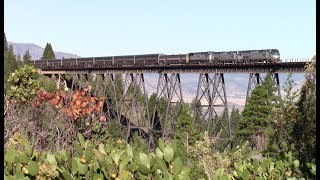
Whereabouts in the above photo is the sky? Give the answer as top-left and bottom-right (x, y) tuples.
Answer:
(4, 0), (316, 60)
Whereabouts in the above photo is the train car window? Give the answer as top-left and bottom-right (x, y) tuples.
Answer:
(102, 56), (113, 60)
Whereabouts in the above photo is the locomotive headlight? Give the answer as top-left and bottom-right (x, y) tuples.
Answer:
(273, 55), (279, 59)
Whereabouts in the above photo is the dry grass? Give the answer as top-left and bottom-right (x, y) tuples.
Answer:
(4, 99), (78, 152)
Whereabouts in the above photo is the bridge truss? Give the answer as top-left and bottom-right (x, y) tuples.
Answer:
(39, 61), (311, 149)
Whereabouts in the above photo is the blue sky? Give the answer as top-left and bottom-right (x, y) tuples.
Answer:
(5, 0), (315, 59)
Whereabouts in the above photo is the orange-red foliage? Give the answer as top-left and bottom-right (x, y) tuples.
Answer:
(31, 88), (106, 121)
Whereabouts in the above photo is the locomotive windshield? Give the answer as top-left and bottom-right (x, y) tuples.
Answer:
(271, 49), (280, 55)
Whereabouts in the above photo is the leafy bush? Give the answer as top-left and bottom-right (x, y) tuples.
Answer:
(230, 151), (315, 179)
(38, 75), (57, 93)
(6, 65), (40, 102)
(106, 120), (126, 140)
(5, 85), (115, 153)
(129, 132), (150, 153)
(4, 131), (316, 180)
(4, 133), (191, 179)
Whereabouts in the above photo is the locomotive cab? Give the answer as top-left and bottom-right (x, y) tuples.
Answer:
(270, 49), (280, 62)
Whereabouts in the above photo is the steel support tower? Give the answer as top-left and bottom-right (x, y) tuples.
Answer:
(119, 73), (151, 142)
(194, 73), (231, 145)
(149, 73), (183, 147)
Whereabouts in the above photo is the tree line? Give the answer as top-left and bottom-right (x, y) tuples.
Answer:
(229, 63), (316, 165)
(4, 33), (56, 81)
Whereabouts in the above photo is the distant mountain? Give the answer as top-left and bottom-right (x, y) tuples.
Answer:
(8, 41), (81, 60)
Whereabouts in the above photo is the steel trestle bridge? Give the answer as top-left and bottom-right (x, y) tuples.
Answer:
(36, 57), (312, 149)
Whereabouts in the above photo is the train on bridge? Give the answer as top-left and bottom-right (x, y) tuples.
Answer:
(33, 49), (280, 69)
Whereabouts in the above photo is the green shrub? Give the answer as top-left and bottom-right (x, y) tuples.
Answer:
(4, 131), (315, 179)
(38, 75), (57, 93)
(4, 133), (191, 179)
(6, 65), (40, 102)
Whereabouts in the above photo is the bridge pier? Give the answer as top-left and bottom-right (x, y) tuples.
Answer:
(246, 73), (281, 105)
(149, 73), (183, 147)
(52, 74), (68, 91)
(93, 74), (103, 97)
(246, 73), (262, 105)
(92, 73), (119, 119)
(70, 74), (81, 90)
(70, 73), (93, 91)
(119, 73), (151, 142)
(194, 73), (231, 144)
(272, 73), (281, 100)
(194, 73), (214, 131)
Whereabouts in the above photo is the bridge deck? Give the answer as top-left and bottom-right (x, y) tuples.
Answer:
(38, 62), (309, 74)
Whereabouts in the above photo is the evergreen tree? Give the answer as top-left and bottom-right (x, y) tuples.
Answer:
(191, 97), (208, 130)
(103, 74), (124, 116)
(174, 103), (201, 162)
(212, 110), (232, 151)
(126, 83), (145, 104)
(16, 54), (21, 61)
(229, 106), (241, 148)
(173, 103), (204, 179)
(148, 93), (157, 119)
(175, 103), (201, 145)
(114, 74), (124, 97)
(4, 54), (9, 83)
(236, 73), (277, 151)
(4, 33), (8, 52)
(16, 54), (23, 67)
(23, 50), (32, 64)
(267, 73), (299, 156)
(41, 43), (56, 59)
(291, 60), (316, 164)
(147, 93), (167, 132)
(4, 45), (18, 81)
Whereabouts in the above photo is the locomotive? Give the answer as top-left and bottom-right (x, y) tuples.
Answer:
(187, 49), (280, 64)
(32, 49), (280, 69)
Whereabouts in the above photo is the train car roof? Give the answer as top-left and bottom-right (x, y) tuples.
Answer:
(239, 49), (279, 52)
(211, 51), (238, 54)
